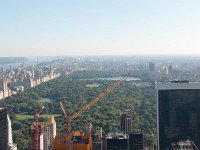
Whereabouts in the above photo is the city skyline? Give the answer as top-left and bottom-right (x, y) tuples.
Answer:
(0, 0), (200, 56)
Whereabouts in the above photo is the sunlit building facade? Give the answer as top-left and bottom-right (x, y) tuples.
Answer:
(44, 116), (56, 150)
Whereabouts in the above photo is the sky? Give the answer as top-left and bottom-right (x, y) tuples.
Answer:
(0, 0), (200, 56)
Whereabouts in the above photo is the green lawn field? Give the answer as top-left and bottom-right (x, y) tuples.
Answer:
(16, 114), (61, 120)
(86, 83), (99, 88)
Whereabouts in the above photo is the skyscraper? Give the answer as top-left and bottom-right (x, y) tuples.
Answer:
(120, 110), (132, 133)
(44, 116), (56, 150)
(156, 81), (200, 150)
(0, 107), (17, 150)
(0, 107), (8, 150)
(92, 126), (102, 150)
(149, 62), (155, 72)
(7, 115), (17, 150)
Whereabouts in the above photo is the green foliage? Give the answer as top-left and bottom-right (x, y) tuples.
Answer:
(0, 70), (156, 148)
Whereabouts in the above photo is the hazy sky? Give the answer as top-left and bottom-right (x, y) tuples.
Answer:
(0, 0), (200, 56)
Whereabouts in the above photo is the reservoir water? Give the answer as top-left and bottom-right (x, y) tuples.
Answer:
(79, 77), (140, 81)
(99, 77), (140, 81)
(40, 98), (55, 103)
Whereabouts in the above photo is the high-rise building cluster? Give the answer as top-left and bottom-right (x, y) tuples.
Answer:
(28, 107), (144, 150)
(31, 104), (143, 150)
(101, 110), (143, 150)
(0, 63), (61, 100)
(30, 116), (56, 150)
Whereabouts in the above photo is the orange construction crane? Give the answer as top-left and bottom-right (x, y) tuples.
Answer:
(30, 106), (45, 150)
(58, 76), (128, 150)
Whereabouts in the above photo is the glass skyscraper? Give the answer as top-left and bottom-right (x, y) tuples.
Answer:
(156, 81), (200, 150)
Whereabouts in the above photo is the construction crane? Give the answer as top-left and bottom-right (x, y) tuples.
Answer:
(34, 106), (45, 122)
(30, 106), (45, 150)
(59, 76), (128, 150)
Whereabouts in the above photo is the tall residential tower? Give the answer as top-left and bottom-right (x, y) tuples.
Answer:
(44, 116), (56, 150)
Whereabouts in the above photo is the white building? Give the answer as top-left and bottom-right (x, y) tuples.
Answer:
(7, 115), (17, 150)
(43, 116), (56, 150)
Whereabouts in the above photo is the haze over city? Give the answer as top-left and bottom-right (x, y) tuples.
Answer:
(1, 0), (200, 56)
(1, 1), (200, 150)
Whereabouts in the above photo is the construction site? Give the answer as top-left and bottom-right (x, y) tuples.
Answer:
(29, 76), (131, 150)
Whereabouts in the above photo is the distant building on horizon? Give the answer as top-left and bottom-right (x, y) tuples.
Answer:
(149, 62), (155, 72)
(156, 81), (200, 150)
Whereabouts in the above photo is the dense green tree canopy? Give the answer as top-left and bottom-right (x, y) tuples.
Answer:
(0, 70), (156, 149)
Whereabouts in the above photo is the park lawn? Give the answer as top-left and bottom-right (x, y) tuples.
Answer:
(16, 114), (61, 120)
(86, 83), (99, 88)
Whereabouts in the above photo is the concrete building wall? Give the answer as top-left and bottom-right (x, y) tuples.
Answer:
(40, 134), (44, 150)
(44, 116), (56, 150)
(0, 91), (3, 100)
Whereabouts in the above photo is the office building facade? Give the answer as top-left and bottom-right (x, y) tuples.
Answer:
(120, 110), (132, 133)
(104, 132), (144, 150)
(129, 133), (144, 150)
(44, 116), (56, 150)
(156, 81), (200, 150)
(0, 107), (8, 150)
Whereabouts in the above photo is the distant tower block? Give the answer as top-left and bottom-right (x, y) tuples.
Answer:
(149, 62), (155, 72)
(85, 122), (92, 137)
(120, 110), (132, 133)
(0, 78), (8, 91)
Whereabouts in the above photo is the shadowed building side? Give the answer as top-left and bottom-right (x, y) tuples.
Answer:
(156, 81), (200, 150)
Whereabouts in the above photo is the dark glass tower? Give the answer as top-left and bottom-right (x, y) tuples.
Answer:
(0, 107), (8, 150)
(156, 81), (200, 150)
(120, 110), (132, 133)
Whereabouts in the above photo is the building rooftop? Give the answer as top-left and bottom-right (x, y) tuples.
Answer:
(120, 109), (131, 116)
(46, 116), (56, 124)
(157, 80), (200, 83)
(171, 140), (199, 150)
(0, 106), (7, 111)
(106, 132), (128, 139)
(156, 81), (200, 90)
